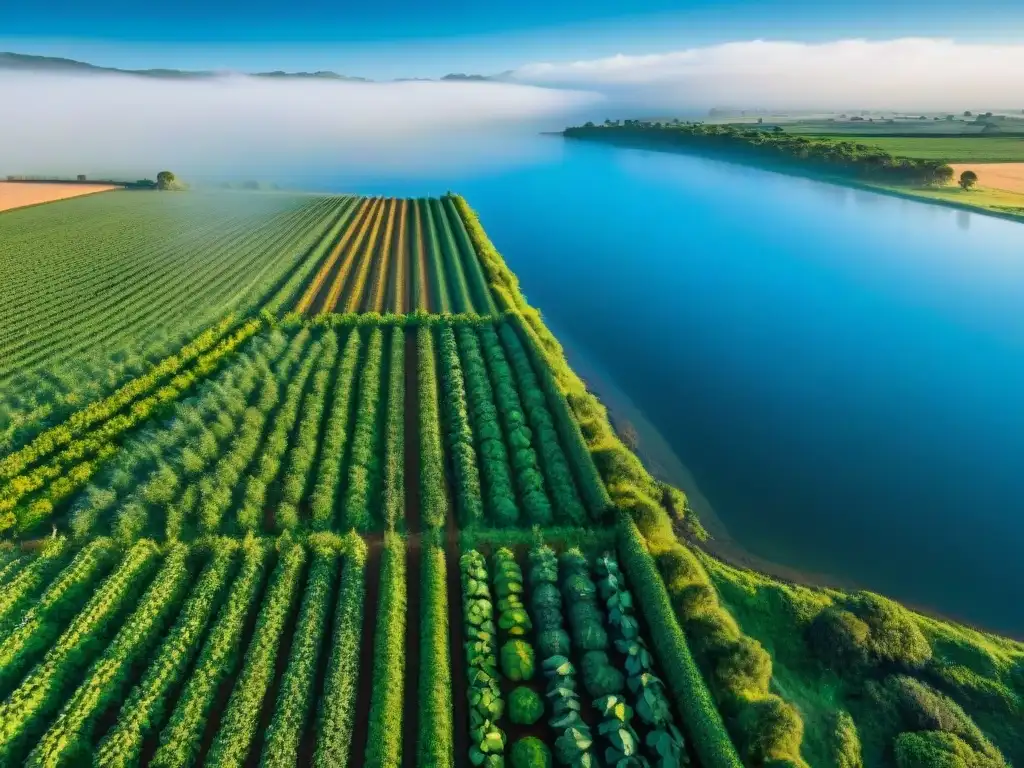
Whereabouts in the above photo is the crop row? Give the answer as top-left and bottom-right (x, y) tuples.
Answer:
(295, 197), (499, 316)
(0, 193), (348, 382)
(457, 540), (716, 768)
(0, 534), (384, 767)
(0, 315), (609, 540)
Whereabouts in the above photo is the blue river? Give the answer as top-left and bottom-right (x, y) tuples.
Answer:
(302, 135), (1024, 635)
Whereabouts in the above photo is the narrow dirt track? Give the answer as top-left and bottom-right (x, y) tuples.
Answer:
(401, 330), (423, 767)
(348, 535), (383, 765)
(415, 201), (432, 313)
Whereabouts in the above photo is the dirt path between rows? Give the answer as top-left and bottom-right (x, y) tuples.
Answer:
(348, 534), (383, 765)
(415, 201), (432, 313)
(402, 330), (424, 767)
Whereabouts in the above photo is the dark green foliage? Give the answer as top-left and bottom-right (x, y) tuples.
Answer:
(477, 326), (552, 525)
(500, 318), (610, 522)
(734, 696), (805, 766)
(508, 686), (544, 725)
(496, 322), (586, 524)
(456, 327), (519, 527)
(510, 737), (552, 768)
(581, 650), (625, 696)
(830, 711), (863, 768)
(564, 123), (955, 186)
(877, 675), (1006, 764)
(616, 519), (742, 768)
(501, 639), (536, 682)
(461, 549), (506, 765)
(438, 326), (484, 527)
(809, 593), (931, 672)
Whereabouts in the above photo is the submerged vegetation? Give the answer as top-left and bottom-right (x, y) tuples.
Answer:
(0, 189), (1021, 766)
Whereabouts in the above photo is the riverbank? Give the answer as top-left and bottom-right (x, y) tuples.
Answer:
(561, 130), (1024, 225)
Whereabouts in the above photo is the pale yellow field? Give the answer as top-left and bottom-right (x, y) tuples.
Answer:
(950, 163), (1024, 194)
(0, 182), (119, 212)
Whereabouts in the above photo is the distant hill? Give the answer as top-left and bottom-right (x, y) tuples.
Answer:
(0, 52), (364, 81)
(0, 52), (514, 83)
(251, 70), (370, 82)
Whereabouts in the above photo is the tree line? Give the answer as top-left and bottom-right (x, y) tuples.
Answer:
(565, 121), (955, 186)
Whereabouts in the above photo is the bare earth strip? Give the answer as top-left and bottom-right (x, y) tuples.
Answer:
(950, 163), (1024, 194)
(0, 182), (119, 212)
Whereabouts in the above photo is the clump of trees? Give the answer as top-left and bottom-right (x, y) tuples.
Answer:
(959, 170), (979, 190)
(156, 171), (186, 191)
(869, 675), (1008, 767)
(807, 592), (931, 673)
(564, 123), (955, 186)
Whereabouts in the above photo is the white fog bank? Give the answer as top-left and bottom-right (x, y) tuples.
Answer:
(513, 38), (1024, 111)
(0, 73), (600, 179)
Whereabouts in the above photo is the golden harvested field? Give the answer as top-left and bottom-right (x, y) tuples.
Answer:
(0, 182), (119, 212)
(950, 163), (1024, 194)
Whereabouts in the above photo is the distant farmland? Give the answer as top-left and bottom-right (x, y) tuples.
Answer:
(0, 181), (119, 212)
(805, 135), (1024, 163)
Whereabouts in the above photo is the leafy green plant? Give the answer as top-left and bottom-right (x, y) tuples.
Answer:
(509, 686), (545, 725)
(511, 736), (553, 768)
(502, 639), (536, 682)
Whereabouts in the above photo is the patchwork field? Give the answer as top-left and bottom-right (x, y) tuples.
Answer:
(0, 182), (119, 213)
(1, 191), (1022, 768)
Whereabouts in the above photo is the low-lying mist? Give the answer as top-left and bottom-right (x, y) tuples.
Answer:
(0, 72), (600, 181)
(512, 38), (1024, 112)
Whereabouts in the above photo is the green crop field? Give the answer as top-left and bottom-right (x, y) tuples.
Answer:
(803, 135), (1024, 163)
(0, 190), (1022, 768)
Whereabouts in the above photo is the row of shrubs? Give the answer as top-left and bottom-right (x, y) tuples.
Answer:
(461, 549), (507, 766)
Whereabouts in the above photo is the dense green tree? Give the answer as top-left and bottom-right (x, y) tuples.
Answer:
(959, 170), (979, 190)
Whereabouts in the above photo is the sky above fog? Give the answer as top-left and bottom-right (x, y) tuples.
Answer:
(3, 0), (1023, 178)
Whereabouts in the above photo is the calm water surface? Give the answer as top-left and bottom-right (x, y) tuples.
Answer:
(305, 136), (1024, 635)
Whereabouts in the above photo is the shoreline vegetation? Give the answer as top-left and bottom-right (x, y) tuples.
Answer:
(562, 122), (1024, 224)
